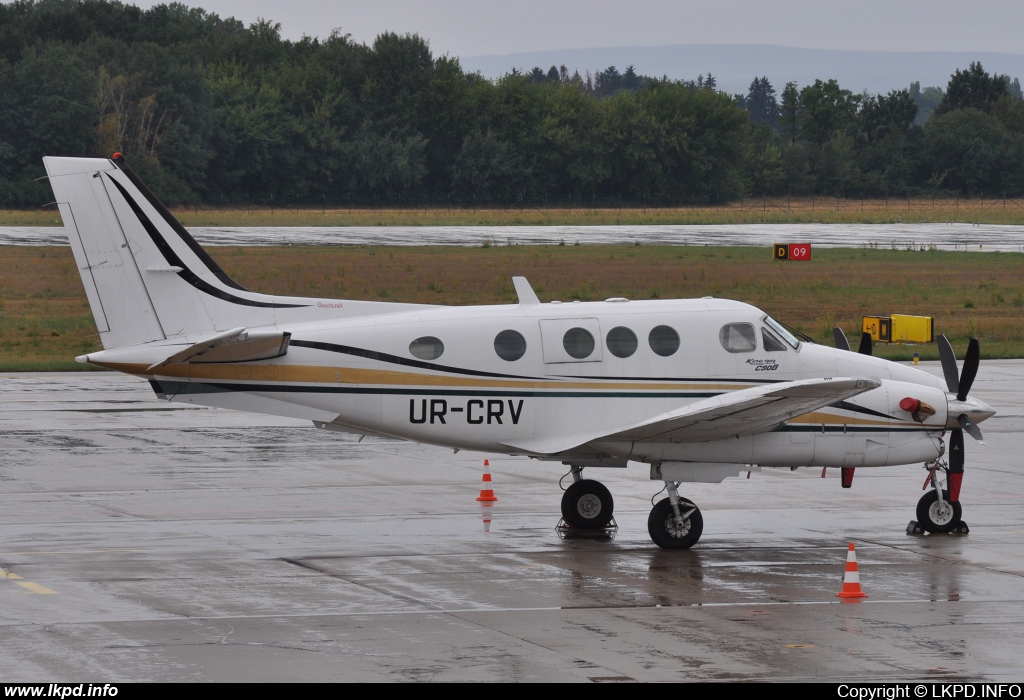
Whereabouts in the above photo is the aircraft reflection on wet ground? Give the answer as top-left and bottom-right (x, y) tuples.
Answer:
(0, 364), (1021, 681)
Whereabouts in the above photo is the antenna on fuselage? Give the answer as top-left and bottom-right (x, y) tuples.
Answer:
(513, 277), (540, 306)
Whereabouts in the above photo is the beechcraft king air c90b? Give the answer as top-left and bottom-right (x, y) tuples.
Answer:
(44, 155), (996, 548)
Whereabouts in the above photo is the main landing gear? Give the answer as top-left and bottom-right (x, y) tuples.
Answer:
(648, 481), (703, 549)
(559, 467), (616, 535)
(557, 467), (704, 549)
(908, 460), (969, 535)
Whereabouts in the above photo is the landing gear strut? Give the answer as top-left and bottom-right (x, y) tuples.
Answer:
(909, 460), (968, 535)
(648, 481), (703, 549)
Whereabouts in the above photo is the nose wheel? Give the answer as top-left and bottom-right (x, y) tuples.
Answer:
(909, 461), (967, 535)
(916, 489), (963, 533)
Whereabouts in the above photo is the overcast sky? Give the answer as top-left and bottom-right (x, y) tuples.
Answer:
(125, 0), (1024, 57)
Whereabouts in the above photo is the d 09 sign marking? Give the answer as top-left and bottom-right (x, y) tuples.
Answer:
(773, 243), (812, 261)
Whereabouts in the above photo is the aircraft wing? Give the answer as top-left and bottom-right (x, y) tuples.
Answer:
(501, 377), (881, 455)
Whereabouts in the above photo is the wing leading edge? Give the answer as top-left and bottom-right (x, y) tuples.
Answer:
(501, 377), (882, 455)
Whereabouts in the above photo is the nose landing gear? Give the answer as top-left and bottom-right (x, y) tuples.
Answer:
(908, 460), (969, 535)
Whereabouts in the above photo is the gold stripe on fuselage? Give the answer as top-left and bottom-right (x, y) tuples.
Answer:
(95, 361), (757, 392)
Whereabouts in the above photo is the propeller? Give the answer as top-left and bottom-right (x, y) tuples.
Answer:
(857, 332), (872, 356)
(832, 327), (873, 356)
(832, 327), (850, 352)
(936, 334), (985, 502)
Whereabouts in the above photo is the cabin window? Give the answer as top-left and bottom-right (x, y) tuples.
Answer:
(409, 336), (444, 360)
(494, 329), (527, 361)
(606, 326), (638, 358)
(563, 327), (595, 359)
(719, 323), (756, 352)
(762, 328), (788, 352)
(648, 325), (680, 357)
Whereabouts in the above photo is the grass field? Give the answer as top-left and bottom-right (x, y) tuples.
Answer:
(1, 244), (1022, 371)
(5, 196), (1024, 227)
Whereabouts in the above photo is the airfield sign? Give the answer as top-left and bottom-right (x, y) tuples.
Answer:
(773, 243), (812, 260)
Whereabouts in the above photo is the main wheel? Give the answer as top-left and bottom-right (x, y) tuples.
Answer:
(561, 479), (614, 529)
(648, 497), (703, 549)
(916, 489), (963, 534)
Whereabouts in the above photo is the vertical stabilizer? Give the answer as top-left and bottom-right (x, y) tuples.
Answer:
(44, 157), (166, 349)
(44, 156), (301, 349)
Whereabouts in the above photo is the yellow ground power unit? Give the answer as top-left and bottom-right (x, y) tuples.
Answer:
(861, 315), (934, 344)
(890, 314), (934, 343)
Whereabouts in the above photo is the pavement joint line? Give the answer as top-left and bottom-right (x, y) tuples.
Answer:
(281, 557), (448, 612)
(865, 539), (1024, 578)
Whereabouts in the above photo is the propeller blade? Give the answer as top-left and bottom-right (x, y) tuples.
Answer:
(949, 427), (965, 472)
(833, 327), (851, 351)
(857, 332), (873, 356)
(957, 413), (985, 444)
(957, 338), (980, 402)
(937, 334), (960, 394)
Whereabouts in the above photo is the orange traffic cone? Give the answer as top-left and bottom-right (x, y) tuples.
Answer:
(836, 542), (868, 599)
(476, 461), (498, 502)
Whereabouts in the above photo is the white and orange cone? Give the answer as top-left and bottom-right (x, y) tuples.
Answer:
(836, 542), (868, 599)
(482, 512), (492, 533)
(476, 461), (498, 502)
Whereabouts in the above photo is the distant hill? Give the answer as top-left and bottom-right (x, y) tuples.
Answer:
(460, 44), (1024, 94)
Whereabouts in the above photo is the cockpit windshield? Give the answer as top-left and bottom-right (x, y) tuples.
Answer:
(763, 315), (801, 349)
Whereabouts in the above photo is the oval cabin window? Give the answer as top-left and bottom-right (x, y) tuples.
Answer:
(409, 336), (444, 360)
(648, 325), (680, 357)
(606, 326), (638, 358)
(563, 327), (595, 359)
(494, 329), (527, 361)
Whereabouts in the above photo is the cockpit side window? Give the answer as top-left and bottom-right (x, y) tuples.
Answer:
(761, 328), (788, 352)
(719, 323), (756, 353)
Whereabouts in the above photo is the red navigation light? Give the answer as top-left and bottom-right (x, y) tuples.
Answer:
(112, 152), (123, 161)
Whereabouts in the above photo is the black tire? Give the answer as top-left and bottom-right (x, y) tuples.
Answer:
(916, 489), (963, 534)
(561, 479), (614, 529)
(647, 497), (703, 549)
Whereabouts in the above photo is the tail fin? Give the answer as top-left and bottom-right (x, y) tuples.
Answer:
(44, 156), (309, 349)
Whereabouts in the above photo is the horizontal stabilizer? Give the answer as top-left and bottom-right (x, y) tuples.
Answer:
(147, 327), (291, 370)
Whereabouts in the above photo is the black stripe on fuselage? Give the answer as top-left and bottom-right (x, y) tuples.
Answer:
(290, 339), (544, 379)
(155, 379), (719, 399)
(153, 380), (929, 432)
(105, 175), (308, 309)
(290, 339), (784, 385)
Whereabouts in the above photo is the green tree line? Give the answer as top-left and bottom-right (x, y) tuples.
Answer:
(2, 0), (1023, 208)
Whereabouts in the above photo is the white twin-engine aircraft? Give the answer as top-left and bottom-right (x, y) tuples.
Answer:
(44, 155), (996, 548)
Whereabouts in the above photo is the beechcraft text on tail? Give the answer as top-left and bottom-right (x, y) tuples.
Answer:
(42, 154), (995, 548)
